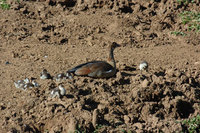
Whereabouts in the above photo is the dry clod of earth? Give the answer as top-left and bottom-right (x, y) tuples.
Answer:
(141, 79), (150, 88)
(0, 0), (200, 132)
(67, 117), (77, 133)
(92, 108), (99, 128)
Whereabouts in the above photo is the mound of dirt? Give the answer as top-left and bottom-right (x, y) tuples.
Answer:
(0, 0), (199, 132)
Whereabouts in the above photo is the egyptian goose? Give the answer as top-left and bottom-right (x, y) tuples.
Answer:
(67, 42), (120, 78)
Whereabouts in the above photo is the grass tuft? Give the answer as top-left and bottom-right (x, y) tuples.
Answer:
(171, 31), (187, 36)
(176, 0), (196, 5)
(181, 114), (200, 133)
(0, 0), (10, 10)
(179, 11), (200, 32)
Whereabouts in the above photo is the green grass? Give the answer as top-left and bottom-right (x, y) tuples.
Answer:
(179, 11), (200, 32)
(181, 114), (200, 133)
(171, 31), (187, 36)
(93, 124), (103, 133)
(0, 0), (10, 10)
(121, 129), (132, 133)
(176, 0), (196, 5)
(172, 1), (200, 34)
(74, 124), (85, 133)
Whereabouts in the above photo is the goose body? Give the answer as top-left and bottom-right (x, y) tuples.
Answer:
(67, 42), (120, 78)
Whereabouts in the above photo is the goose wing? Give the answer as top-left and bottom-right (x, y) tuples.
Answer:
(67, 61), (114, 76)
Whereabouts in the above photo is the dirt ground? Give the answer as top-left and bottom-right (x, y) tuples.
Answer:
(0, 0), (200, 132)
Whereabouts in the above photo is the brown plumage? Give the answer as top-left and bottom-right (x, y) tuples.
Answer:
(67, 42), (120, 78)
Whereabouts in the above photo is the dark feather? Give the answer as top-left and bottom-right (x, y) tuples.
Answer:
(67, 61), (113, 75)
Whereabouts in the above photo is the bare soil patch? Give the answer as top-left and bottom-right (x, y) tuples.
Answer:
(0, 0), (199, 132)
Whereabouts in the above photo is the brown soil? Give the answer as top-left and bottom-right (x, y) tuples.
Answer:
(0, 0), (200, 132)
